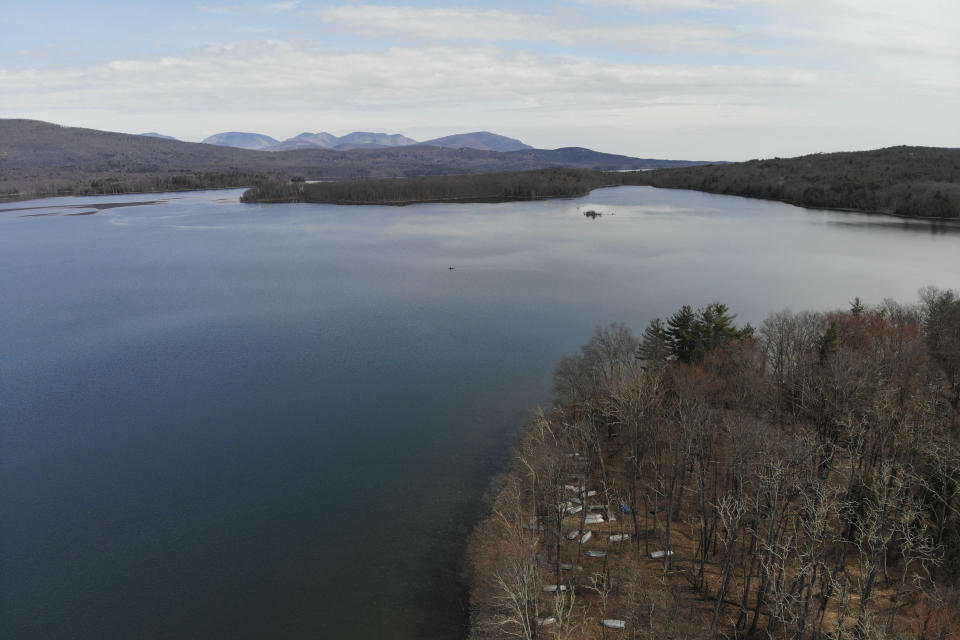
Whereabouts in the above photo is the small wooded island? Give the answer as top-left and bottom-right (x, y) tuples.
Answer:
(466, 290), (960, 639)
(240, 146), (960, 219)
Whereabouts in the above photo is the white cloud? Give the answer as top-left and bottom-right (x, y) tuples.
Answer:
(765, 0), (960, 63)
(576, 0), (960, 67)
(4, 0), (959, 159)
(315, 5), (734, 52)
(310, 2), (960, 83)
(198, 0), (301, 14)
(0, 41), (852, 109)
(4, 39), (956, 159)
(15, 44), (64, 58)
(573, 0), (739, 9)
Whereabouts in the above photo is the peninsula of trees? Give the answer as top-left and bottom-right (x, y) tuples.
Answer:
(468, 289), (960, 639)
(627, 146), (960, 219)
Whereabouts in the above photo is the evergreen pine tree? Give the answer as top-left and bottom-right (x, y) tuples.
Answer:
(818, 320), (840, 365)
(666, 305), (698, 363)
(637, 318), (671, 366)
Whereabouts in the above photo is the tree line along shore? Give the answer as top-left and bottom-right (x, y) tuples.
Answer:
(466, 289), (960, 640)
(239, 169), (621, 205)
(238, 146), (959, 219)
(628, 146), (960, 220)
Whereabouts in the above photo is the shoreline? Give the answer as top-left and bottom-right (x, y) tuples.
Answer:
(240, 166), (960, 221)
(241, 190), (618, 206)
(266, 185), (960, 222)
(6, 179), (959, 224)
(630, 183), (960, 223)
(0, 184), (250, 206)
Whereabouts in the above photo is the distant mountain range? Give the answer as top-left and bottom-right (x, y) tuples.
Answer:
(0, 119), (715, 201)
(198, 130), (532, 153)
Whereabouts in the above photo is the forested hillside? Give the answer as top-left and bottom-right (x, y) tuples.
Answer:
(0, 119), (701, 202)
(242, 147), (960, 216)
(627, 146), (960, 218)
(468, 289), (960, 640)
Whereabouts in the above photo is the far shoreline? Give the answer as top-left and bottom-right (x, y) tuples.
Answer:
(236, 152), (960, 221)
(5, 179), (959, 227)
(0, 185), (250, 206)
(247, 182), (960, 224)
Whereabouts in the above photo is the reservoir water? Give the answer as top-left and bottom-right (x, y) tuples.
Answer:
(2, 186), (959, 639)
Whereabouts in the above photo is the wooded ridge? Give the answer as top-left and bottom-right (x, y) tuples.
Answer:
(627, 146), (960, 219)
(0, 119), (703, 202)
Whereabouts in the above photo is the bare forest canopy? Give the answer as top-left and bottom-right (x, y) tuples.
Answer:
(468, 289), (960, 640)
(0, 119), (705, 202)
(627, 146), (960, 219)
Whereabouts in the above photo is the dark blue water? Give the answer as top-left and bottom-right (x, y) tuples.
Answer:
(2, 187), (959, 639)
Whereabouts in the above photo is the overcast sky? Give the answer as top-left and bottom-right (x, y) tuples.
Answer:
(2, 0), (957, 160)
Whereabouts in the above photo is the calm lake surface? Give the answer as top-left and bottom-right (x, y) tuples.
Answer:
(2, 186), (959, 639)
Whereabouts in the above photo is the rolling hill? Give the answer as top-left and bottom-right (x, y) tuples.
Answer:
(334, 132), (417, 148)
(0, 119), (710, 201)
(200, 132), (279, 150)
(627, 146), (960, 218)
(419, 132), (532, 152)
(267, 132), (340, 151)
